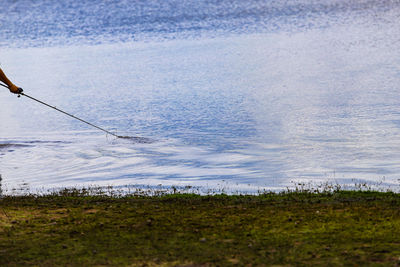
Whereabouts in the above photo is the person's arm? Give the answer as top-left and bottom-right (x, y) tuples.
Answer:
(0, 68), (20, 94)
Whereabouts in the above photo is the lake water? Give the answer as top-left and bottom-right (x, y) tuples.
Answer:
(1, 0), (400, 193)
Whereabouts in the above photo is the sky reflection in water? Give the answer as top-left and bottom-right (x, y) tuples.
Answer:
(1, 0), (400, 192)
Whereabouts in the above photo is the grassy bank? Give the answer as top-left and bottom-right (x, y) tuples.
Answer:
(1, 190), (400, 266)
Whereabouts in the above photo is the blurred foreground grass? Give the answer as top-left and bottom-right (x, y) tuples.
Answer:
(1, 189), (400, 266)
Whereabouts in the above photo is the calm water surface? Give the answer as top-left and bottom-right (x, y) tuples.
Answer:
(1, 0), (400, 193)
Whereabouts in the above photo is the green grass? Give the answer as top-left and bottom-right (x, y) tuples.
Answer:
(1, 190), (400, 266)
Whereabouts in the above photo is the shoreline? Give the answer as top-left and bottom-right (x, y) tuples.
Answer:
(1, 190), (400, 266)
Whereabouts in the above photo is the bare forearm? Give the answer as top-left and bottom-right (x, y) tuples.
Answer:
(0, 68), (21, 94)
(0, 68), (15, 87)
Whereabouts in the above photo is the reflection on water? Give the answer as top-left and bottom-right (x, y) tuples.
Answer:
(1, 0), (400, 192)
(2, 0), (397, 48)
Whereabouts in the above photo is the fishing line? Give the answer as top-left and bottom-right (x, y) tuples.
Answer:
(0, 83), (137, 139)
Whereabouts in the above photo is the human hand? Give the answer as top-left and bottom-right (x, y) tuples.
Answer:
(9, 84), (23, 94)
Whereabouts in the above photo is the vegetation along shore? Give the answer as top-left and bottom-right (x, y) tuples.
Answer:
(1, 188), (400, 266)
